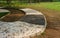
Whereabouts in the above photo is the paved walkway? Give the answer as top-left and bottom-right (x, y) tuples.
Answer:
(0, 9), (10, 13)
(0, 8), (46, 38)
(20, 8), (43, 15)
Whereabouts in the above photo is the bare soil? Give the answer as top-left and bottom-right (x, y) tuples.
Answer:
(0, 9), (25, 22)
(34, 8), (60, 38)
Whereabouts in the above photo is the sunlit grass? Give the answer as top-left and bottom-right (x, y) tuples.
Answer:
(0, 2), (60, 11)
(0, 2), (60, 18)
(39, 2), (60, 11)
(11, 2), (60, 11)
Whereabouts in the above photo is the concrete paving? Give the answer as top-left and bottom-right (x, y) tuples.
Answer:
(20, 8), (43, 15)
(0, 9), (10, 13)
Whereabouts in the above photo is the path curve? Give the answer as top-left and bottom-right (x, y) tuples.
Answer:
(0, 8), (47, 38)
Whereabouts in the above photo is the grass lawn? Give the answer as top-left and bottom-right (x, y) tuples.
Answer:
(0, 12), (9, 18)
(39, 2), (60, 11)
(11, 2), (60, 11)
(0, 2), (60, 18)
(0, 2), (60, 11)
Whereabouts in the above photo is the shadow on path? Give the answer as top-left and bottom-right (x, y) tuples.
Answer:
(19, 15), (45, 25)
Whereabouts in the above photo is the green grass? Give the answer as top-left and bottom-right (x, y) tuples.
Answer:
(0, 2), (60, 18)
(10, 2), (60, 11)
(39, 2), (60, 11)
(0, 2), (60, 11)
(0, 12), (9, 18)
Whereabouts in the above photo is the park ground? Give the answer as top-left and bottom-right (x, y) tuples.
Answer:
(16, 2), (60, 38)
(0, 2), (60, 38)
(27, 2), (60, 38)
(35, 8), (60, 38)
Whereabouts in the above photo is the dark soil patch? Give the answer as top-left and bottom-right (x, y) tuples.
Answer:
(0, 9), (25, 22)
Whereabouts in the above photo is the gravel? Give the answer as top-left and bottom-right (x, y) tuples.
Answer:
(0, 21), (44, 38)
(0, 8), (46, 38)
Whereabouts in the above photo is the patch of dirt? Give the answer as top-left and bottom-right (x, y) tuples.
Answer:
(34, 8), (60, 38)
(0, 9), (25, 22)
(39, 29), (60, 38)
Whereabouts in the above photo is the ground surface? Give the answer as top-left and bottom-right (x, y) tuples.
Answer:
(32, 8), (60, 38)
(0, 2), (60, 38)
(0, 9), (25, 22)
(16, 3), (60, 37)
(18, 2), (60, 38)
(0, 8), (46, 38)
(24, 7), (60, 38)
(1, 8), (60, 38)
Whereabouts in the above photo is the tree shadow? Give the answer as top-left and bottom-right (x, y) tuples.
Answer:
(19, 15), (45, 25)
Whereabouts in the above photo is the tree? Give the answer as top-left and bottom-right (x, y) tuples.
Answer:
(6, 0), (11, 5)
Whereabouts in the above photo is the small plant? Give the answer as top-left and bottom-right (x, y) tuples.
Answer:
(0, 12), (9, 18)
(41, 32), (46, 35)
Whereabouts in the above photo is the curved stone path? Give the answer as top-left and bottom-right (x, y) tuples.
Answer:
(0, 8), (47, 38)
(0, 9), (10, 19)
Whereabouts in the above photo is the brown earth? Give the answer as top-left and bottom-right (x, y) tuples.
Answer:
(0, 9), (25, 22)
(31, 8), (60, 38)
